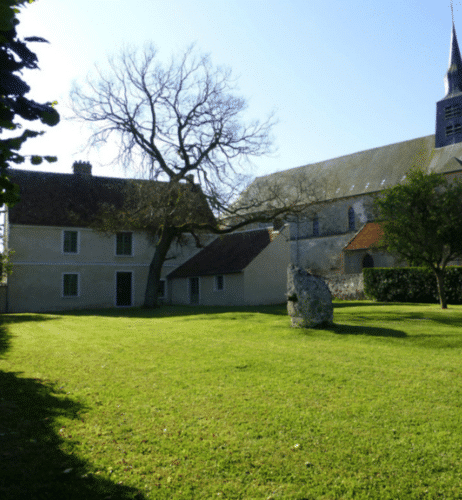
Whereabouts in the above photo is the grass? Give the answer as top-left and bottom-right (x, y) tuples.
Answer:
(1, 301), (462, 499)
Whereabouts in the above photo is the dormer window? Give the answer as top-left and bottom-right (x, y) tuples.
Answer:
(116, 232), (133, 256)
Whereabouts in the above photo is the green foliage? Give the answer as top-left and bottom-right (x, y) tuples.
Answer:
(364, 266), (462, 304)
(0, 0), (59, 206)
(373, 168), (462, 268)
(373, 168), (462, 308)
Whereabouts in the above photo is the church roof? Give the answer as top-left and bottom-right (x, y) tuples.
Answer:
(242, 134), (462, 204)
(167, 228), (274, 278)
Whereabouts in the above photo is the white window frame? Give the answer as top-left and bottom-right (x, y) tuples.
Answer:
(62, 272), (80, 298)
(62, 229), (80, 255)
(214, 275), (225, 292)
(114, 270), (134, 307)
(115, 232), (134, 257)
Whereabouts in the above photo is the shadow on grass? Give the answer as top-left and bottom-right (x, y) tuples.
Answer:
(0, 371), (145, 500)
(53, 304), (289, 319)
(0, 322), (10, 357)
(326, 323), (407, 338)
(333, 300), (402, 309)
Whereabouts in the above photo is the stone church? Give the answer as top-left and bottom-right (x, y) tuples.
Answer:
(246, 21), (462, 279)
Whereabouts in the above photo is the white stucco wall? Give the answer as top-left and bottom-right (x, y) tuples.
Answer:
(6, 225), (208, 313)
(243, 229), (290, 305)
(169, 273), (245, 306)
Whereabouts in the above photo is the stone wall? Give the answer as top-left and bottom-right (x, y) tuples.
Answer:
(324, 273), (364, 300)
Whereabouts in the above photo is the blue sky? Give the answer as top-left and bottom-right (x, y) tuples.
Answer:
(13, 0), (461, 180)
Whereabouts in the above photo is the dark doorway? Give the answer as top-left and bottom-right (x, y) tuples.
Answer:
(362, 254), (374, 269)
(116, 272), (132, 306)
(189, 277), (199, 304)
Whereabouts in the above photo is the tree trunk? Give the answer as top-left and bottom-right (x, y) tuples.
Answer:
(143, 227), (178, 308)
(434, 268), (448, 309)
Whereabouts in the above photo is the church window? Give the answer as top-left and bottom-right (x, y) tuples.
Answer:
(313, 216), (319, 236)
(445, 104), (462, 119)
(348, 207), (355, 231)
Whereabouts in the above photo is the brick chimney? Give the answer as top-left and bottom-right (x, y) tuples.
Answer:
(72, 161), (92, 177)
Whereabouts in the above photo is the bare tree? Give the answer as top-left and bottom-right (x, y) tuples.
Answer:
(70, 44), (317, 307)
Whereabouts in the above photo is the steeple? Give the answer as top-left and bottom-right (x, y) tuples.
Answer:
(435, 17), (462, 148)
(444, 22), (462, 97)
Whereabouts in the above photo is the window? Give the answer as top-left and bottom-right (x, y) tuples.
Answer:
(348, 207), (355, 231)
(313, 216), (319, 236)
(445, 123), (462, 137)
(63, 230), (78, 253)
(63, 273), (79, 297)
(214, 275), (224, 291)
(116, 232), (133, 256)
(445, 104), (462, 119)
(158, 279), (166, 298)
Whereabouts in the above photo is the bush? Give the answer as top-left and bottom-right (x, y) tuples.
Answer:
(363, 266), (462, 304)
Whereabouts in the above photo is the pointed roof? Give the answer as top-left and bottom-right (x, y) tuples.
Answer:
(444, 22), (462, 97)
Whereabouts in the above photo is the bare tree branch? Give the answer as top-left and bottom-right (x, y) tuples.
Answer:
(70, 44), (320, 307)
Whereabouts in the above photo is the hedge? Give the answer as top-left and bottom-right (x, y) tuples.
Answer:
(363, 266), (462, 304)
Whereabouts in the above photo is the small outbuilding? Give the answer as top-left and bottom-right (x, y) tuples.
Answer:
(342, 222), (394, 273)
(167, 227), (290, 306)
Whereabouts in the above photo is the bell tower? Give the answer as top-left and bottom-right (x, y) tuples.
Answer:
(436, 13), (462, 148)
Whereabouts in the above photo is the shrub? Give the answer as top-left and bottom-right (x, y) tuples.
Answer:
(363, 266), (462, 304)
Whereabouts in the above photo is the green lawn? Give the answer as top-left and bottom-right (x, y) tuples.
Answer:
(1, 302), (462, 499)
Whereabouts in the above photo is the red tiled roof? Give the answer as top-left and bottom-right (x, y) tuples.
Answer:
(344, 222), (384, 251)
(167, 229), (274, 278)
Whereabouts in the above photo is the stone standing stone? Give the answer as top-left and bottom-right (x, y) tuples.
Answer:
(287, 264), (333, 328)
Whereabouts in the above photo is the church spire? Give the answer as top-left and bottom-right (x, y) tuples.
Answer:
(435, 15), (462, 148)
(444, 22), (462, 96)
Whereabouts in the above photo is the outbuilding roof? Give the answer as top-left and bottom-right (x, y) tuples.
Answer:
(343, 222), (384, 251)
(167, 228), (275, 278)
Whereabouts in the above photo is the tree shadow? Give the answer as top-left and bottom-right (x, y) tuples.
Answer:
(325, 323), (407, 338)
(0, 371), (145, 500)
(54, 303), (289, 319)
(332, 301), (392, 309)
(0, 322), (10, 357)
